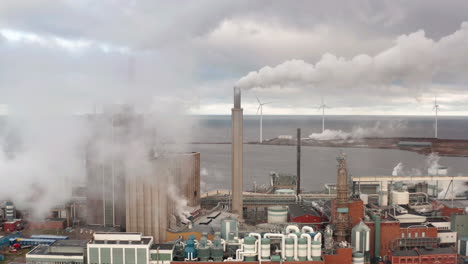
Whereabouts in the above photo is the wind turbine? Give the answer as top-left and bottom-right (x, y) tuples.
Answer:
(433, 96), (440, 138)
(318, 97), (329, 133)
(256, 95), (271, 143)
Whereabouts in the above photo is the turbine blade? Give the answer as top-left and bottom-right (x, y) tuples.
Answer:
(255, 94), (261, 104)
(262, 102), (273, 105)
(257, 105), (261, 114)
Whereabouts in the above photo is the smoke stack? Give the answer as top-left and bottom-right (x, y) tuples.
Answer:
(231, 87), (243, 217)
(335, 153), (349, 242)
(296, 128), (301, 195)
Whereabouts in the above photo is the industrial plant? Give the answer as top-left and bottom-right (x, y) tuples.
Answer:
(0, 88), (467, 264)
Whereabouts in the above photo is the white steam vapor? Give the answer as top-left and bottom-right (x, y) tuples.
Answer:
(392, 162), (404, 176)
(168, 185), (193, 223)
(236, 22), (468, 94)
(308, 121), (405, 140)
(391, 153), (468, 198)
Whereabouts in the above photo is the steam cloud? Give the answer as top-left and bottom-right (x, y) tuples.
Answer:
(308, 121), (406, 140)
(391, 153), (468, 199)
(236, 22), (468, 95)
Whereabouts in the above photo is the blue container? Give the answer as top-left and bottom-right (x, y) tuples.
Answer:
(184, 235), (198, 260)
(0, 255), (4, 261)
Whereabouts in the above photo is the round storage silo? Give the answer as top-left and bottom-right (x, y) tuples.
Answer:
(221, 218), (238, 240)
(267, 206), (288, 223)
(391, 191), (409, 205)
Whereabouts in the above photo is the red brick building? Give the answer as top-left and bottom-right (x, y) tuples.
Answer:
(390, 247), (457, 264)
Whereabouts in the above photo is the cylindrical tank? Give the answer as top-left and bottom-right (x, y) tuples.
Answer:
(5, 201), (15, 222)
(271, 255), (281, 261)
(458, 237), (468, 256)
(184, 236), (198, 260)
(198, 233), (210, 261)
(227, 233), (240, 258)
(352, 252), (364, 264)
(359, 194), (368, 205)
(211, 233), (224, 261)
(261, 238), (271, 260)
(243, 236), (257, 261)
(312, 240), (321, 260)
(298, 237), (308, 261)
(351, 221), (370, 253)
(285, 237), (294, 261)
(391, 191), (410, 205)
(267, 206), (288, 223)
(351, 221), (370, 263)
(221, 218), (238, 240)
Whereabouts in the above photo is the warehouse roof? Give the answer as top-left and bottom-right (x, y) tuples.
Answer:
(151, 243), (175, 250)
(288, 204), (320, 218)
(419, 247), (456, 255)
(392, 249), (418, 256)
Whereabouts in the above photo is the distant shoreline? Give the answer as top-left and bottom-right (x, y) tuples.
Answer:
(188, 137), (468, 157)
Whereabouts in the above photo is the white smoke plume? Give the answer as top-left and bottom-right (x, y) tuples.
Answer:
(308, 121), (405, 140)
(392, 162), (404, 176)
(236, 22), (468, 95)
(168, 184), (193, 223)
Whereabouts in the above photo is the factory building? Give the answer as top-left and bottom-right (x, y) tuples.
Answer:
(26, 240), (88, 264)
(126, 152), (201, 243)
(87, 232), (153, 264)
(390, 247), (457, 264)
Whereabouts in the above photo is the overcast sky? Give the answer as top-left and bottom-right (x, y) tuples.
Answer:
(1, 0), (468, 115)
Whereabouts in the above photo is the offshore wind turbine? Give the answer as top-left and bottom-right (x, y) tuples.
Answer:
(318, 96), (329, 133)
(433, 96), (440, 138)
(256, 95), (271, 143)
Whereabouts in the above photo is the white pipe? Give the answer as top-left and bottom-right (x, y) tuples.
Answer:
(249, 233), (262, 264)
(264, 233), (285, 260)
(288, 233), (299, 261)
(285, 225), (300, 234)
(300, 234), (312, 261)
(314, 232), (322, 242)
(221, 239), (227, 251)
(301, 226), (315, 234)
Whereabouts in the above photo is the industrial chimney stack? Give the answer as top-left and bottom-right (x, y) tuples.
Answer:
(231, 87), (243, 217)
(335, 153), (349, 242)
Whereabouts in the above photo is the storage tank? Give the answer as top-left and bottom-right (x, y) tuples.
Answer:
(261, 238), (271, 260)
(311, 240), (321, 260)
(352, 252), (364, 264)
(243, 236), (257, 261)
(391, 190), (409, 205)
(298, 237), (308, 261)
(211, 232), (224, 261)
(198, 233), (210, 261)
(267, 206), (288, 223)
(285, 237), (294, 261)
(184, 235), (198, 260)
(221, 218), (238, 240)
(5, 202), (15, 222)
(458, 237), (468, 256)
(359, 194), (368, 205)
(351, 221), (370, 263)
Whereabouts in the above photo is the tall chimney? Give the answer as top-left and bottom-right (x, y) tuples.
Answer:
(231, 87), (243, 217)
(335, 153), (349, 242)
(296, 128), (301, 195)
